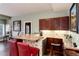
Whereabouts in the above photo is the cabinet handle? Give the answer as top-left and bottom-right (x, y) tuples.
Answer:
(51, 43), (61, 46)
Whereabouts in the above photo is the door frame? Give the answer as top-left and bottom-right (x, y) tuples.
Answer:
(24, 21), (32, 34)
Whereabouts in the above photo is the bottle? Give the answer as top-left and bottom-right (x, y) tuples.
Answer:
(40, 32), (42, 36)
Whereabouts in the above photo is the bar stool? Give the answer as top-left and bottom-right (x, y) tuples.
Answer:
(30, 47), (39, 56)
(17, 42), (31, 56)
(8, 40), (19, 56)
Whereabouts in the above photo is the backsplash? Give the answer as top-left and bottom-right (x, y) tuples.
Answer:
(70, 32), (79, 47)
(41, 30), (70, 38)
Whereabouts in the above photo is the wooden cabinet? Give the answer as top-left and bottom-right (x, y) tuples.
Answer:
(42, 38), (64, 56)
(39, 16), (69, 30)
(65, 48), (79, 56)
(60, 16), (69, 30)
(39, 19), (50, 30)
(50, 18), (60, 30)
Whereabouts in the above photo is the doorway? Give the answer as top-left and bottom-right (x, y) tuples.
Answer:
(25, 22), (31, 34)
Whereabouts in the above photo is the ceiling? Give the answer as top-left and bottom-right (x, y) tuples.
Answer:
(0, 3), (72, 17)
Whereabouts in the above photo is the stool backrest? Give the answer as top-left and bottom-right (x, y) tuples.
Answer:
(30, 47), (39, 56)
(17, 42), (31, 56)
(8, 40), (19, 56)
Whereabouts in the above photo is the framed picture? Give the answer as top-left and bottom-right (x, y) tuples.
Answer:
(13, 20), (21, 31)
(70, 3), (77, 32)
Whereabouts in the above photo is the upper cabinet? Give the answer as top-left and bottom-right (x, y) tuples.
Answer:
(39, 19), (50, 30)
(50, 18), (60, 30)
(39, 16), (69, 30)
(60, 16), (69, 30)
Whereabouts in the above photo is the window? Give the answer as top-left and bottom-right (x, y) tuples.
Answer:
(0, 24), (4, 37)
(0, 20), (6, 38)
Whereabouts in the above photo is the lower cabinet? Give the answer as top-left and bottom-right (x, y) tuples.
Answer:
(42, 38), (64, 56)
(65, 48), (79, 56)
(42, 38), (48, 55)
(39, 19), (50, 30)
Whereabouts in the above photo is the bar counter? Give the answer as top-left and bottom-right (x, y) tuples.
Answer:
(13, 34), (43, 42)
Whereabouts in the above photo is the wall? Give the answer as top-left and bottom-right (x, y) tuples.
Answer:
(9, 10), (69, 37)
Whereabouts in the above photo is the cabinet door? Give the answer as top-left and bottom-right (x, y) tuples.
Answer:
(49, 18), (56, 30)
(54, 18), (60, 30)
(50, 18), (60, 30)
(39, 19), (50, 30)
(60, 16), (69, 30)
